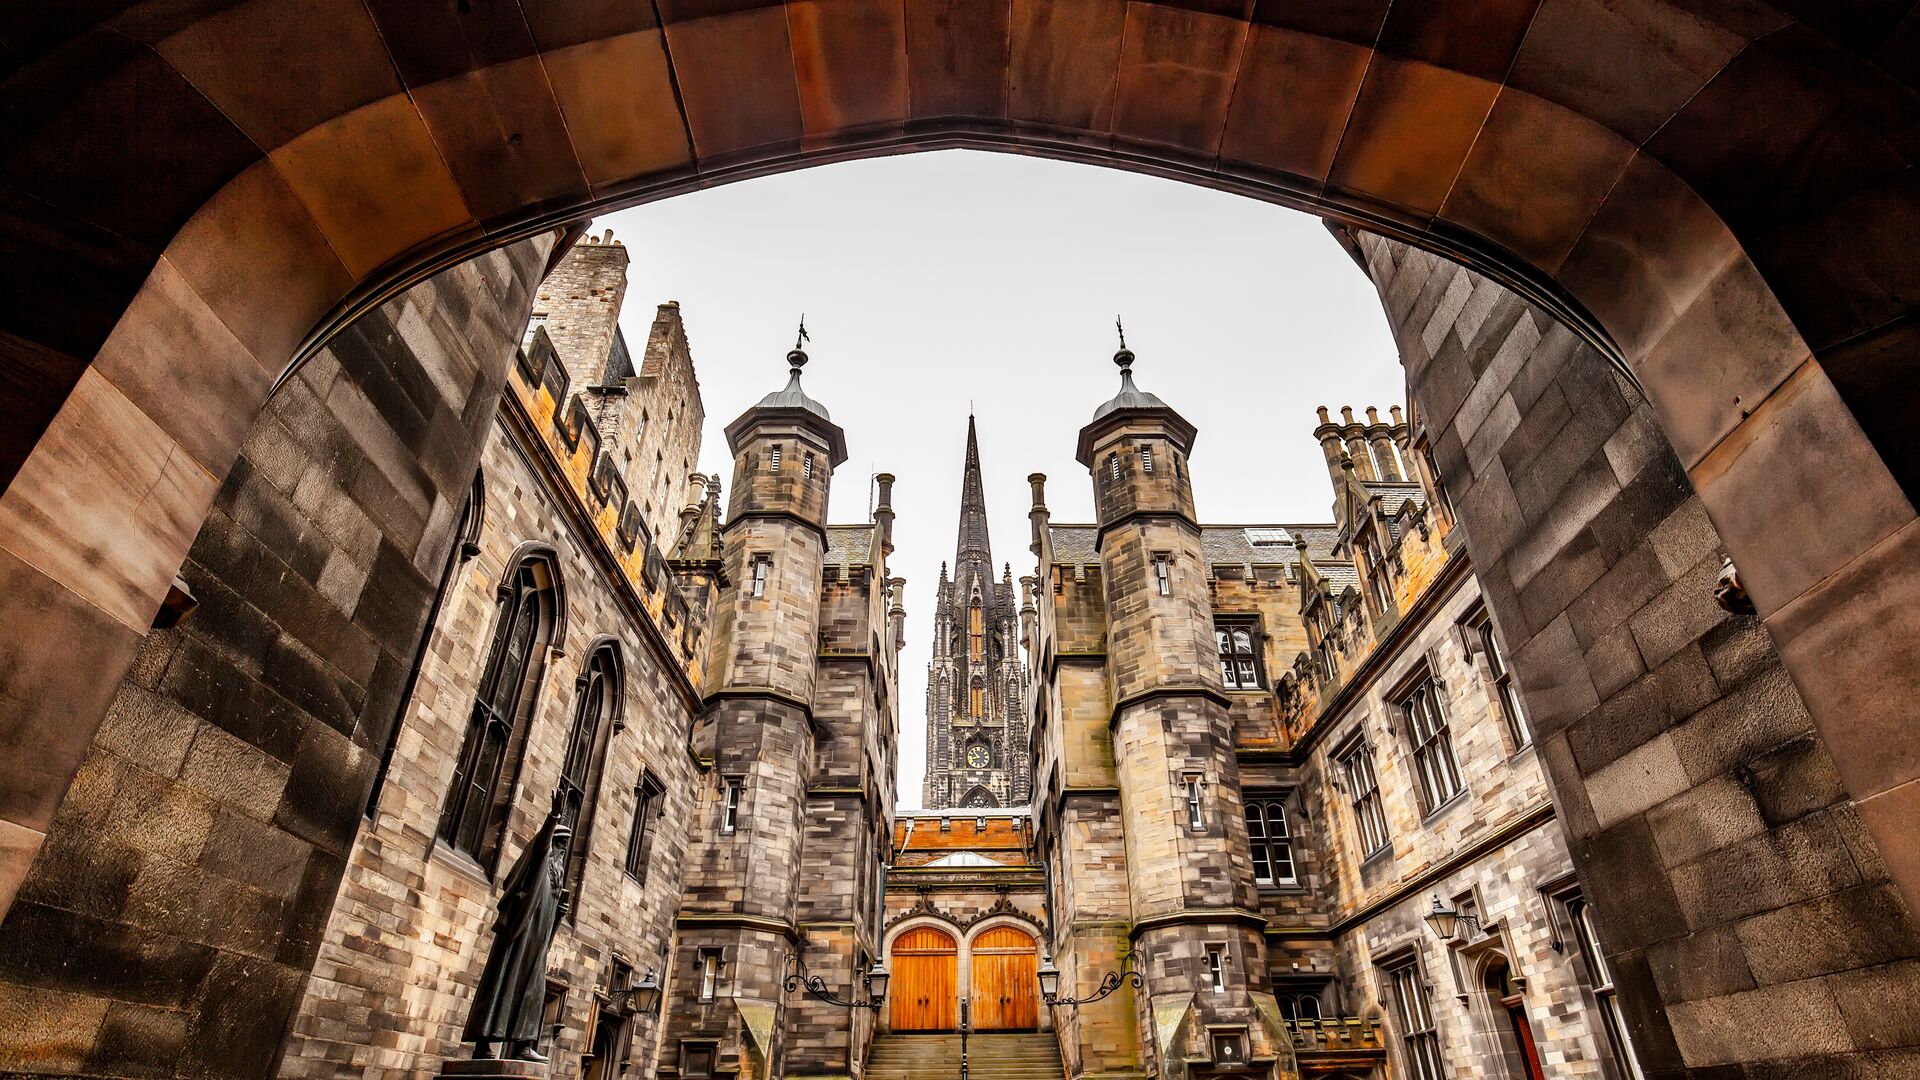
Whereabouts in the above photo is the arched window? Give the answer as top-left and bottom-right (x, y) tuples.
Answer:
(968, 602), (984, 662)
(440, 553), (559, 867)
(961, 785), (997, 808)
(558, 642), (621, 915)
(969, 676), (985, 718)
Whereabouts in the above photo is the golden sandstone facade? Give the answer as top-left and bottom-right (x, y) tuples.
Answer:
(275, 232), (903, 1080)
(1014, 348), (1636, 1080)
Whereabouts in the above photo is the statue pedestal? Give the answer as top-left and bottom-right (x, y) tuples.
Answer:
(437, 1059), (550, 1079)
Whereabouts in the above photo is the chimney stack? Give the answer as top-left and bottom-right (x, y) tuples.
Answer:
(874, 472), (896, 556)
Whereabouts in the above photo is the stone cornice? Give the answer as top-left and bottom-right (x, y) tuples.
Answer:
(497, 393), (702, 714)
(1093, 509), (1202, 551)
(722, 508), (828, 544)
(673, 912), (799, 941)
(1129, 906), (1270, 939)
(1109, 684), (1233, 727)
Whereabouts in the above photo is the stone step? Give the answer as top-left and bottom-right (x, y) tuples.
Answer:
(867, 1033), (1065, 1080)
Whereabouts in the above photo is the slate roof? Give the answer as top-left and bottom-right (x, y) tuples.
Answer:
(825, 525), (874, 568)
(1045, 523), (1356, 589)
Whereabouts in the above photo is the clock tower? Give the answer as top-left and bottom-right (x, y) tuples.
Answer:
(922, 417), (1029, 808)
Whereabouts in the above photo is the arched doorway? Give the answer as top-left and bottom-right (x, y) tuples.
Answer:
(890, 926), (959, 1032)
(969, 925), (1039, 1031)
(1480, 957), (1544, 1080)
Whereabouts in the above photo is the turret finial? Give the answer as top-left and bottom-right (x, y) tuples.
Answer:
(1114, 316), (1134, 370)
(787, 315), (810, 369)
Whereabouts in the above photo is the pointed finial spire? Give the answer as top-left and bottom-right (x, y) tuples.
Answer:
(1114, 316), (1134, 370)
(788, 315), (810, 370)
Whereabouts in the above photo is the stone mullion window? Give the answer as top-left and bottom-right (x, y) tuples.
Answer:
(559, 644), (619, 914)
(1340, 743), (1390, 857)
(1569, 897), (1644, 1080)
(625, 773), (662, 881)
(1472, 614), (1529, 749)
(1244, 797), (1296, 886)
(1216, 620), (1263, 689)
(1386, 957), (1446, 1080)
(1400, 677), (1464, 812)
(441, 558), (553, 867)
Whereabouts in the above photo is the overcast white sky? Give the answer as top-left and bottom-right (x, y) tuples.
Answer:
(600, 150), (1406, 810)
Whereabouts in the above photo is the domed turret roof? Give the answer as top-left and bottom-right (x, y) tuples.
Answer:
(753, 347), (832, 421)
(1090, 345), (1169, 421)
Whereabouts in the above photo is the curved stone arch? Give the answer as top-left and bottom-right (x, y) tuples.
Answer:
(3, 6), (1920, 1070)
(882, 909), (967, 948)
(574, 633), (628, 733)
(458, 467), (487, 561)
(963, 911), (1044, 950)
(500, 539), (570, 655)
(959, 784), (998, 809)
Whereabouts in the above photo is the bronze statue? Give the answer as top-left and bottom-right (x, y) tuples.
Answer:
(463, 793), (572, 1062)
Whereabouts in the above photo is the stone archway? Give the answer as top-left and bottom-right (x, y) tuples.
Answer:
(2, 5), (1920, 1075)
(4, 7), (1917, 937)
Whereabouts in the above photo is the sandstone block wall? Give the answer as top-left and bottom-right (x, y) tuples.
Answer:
(1352, 231), (1920, 1077)
(282, 399), (702, 1078)
(0, 237), (555, 1079)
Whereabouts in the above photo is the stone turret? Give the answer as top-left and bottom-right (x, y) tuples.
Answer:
(1075, 337), (1288, 1079)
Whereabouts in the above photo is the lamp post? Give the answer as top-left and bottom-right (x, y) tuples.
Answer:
(1036, 952), (1142, 1008)
(1422, 895), (1484, 942)
(782, 955), (891, 1011)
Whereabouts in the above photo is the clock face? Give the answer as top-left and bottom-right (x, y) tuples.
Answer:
(967, 744), (990, 769)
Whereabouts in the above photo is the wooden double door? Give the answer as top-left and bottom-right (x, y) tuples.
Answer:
(889, 925), (1038, 1032)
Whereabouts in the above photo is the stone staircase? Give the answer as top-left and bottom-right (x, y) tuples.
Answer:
(866, 1033), (1065, 1080)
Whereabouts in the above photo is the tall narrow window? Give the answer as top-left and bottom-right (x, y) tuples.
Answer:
(1387, 958), (1446, 1080)
(1401, 675), (1464, 811)
(625, 773), (663, 881)
(698, 950), (721, 1002)
(1473, 614), (1530, 748)
(1205, 945), (1227, 993)
(721, 778), (741, 834)
(968, 603), (984, 662)
(1109, 453), (1120, 482)
(750, 555), (770, 598)
(1141, 446), (1154, 473)
(1245, 797), (1296, 886)
(1155, 554), (1172, 596)
(1418, 440), (1455, 525)
(803, 453), (814, 480)
(1216, 621), (1262, 689)
(441, 556), (556, 867)
(1569, 898), (1644, 1080)
(969, 678), (985, 718)
(1341, 742), (1390, 857)
(558, 644), (620, 915)
(1312, 605), (1339, 683)
(1359, 530), (1393, 613)
(770, 445), (782, 471)
(1184, 773), (1204, 829)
